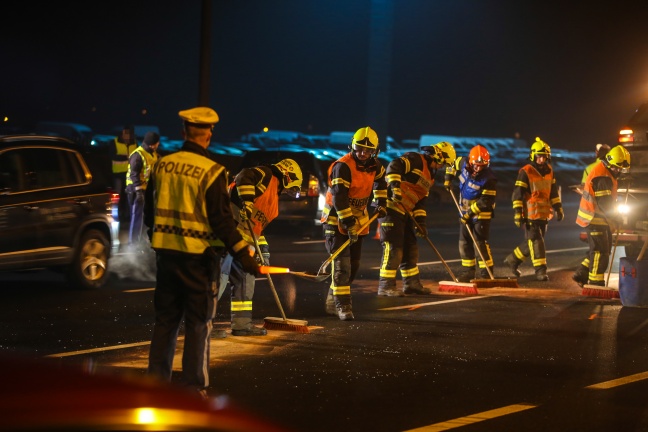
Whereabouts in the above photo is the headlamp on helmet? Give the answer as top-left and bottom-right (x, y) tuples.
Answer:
(273, 159), (303, 196)
(350, 126), (379, 157)
(529, 137), (551, 162)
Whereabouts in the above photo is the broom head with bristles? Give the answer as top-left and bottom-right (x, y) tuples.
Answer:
(263, 317), (310, 333)
(438, 280), (479, 295)
(472, 278), (519, 288)
(581, 284), (620, 299)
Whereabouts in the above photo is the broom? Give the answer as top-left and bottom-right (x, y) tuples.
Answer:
(245, 219), (310, 333)
(448, 189), (519, 288)
(399, 203), (477, 295)
(581, 227), (621, 299)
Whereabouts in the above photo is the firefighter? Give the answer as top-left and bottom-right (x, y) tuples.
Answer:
(572, 145), (631, 287)
(445, 144), (498, 282)
(503, 137), (564, 281)
(321, 126), (388, 320)
(378, 142), (456, 296)
(581, 143), (611, 187)
(144, 106), (259, 395)
(220, 159), (303, 336)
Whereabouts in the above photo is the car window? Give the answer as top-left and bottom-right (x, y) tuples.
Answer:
(0, 147), (88, 193)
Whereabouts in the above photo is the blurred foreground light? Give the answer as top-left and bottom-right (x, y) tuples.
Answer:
(135, 408), (156, 424)
(618, 203), (630, 215)
(3, 116), (7, 122)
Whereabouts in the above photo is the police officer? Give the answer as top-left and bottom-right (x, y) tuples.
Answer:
(126, 131), (160, 252)
(220, 158), (303, 336)
(321, 126), (388, 320)
(144, 106), (259, 396)
(378, 142), (456, 296)
(110, 125), (138, 222)
(445, 144), (498, 282)
(503, 138), (564, 281)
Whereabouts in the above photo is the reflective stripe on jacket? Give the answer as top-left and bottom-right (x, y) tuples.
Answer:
(518, 164), (552, 220)
(112, 139), (138, 174)
(126, 146), (159, 190)
(576, 160), (617, 227)
(151, 151), (226, 253)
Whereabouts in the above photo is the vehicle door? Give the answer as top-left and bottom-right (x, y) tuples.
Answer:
(0, 148), (42, 258)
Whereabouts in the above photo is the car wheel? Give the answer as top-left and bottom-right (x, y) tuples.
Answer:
(66, 229), (110, 290)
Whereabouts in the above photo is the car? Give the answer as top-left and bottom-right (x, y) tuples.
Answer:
(0, 135), (119, 289)
(234, 149), (333, 237)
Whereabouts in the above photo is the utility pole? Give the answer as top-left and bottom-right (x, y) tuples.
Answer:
(366, 0), (393, 150)
(198, 0), (212, 106)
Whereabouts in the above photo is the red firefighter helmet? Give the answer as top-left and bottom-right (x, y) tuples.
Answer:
(468, 145), (490, 167)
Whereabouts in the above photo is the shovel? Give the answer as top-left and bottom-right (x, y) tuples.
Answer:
(259, 266), (331, 282)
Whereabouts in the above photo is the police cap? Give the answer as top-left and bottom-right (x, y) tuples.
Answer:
(178, 107), (220, 127)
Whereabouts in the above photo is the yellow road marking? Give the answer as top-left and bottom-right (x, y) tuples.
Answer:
(404, 403), (537, 431)
(586, 371), (648, 389)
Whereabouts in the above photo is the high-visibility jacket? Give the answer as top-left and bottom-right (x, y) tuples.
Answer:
(112, 139), (138, 174)
(385, 152), (433, 219)
(150, 151), (227, 253)
(518, 164), (553, 220)
(576, 160), (617, 227)
(126, 146), (158, 191)
(321, 153), (386, 235)
(229, 167), (280, 242)
(452, 157), (497, 220)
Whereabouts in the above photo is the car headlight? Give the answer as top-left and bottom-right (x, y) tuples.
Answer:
(618, 203), (630, 215)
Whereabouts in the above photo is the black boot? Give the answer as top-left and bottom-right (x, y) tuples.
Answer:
(457, 267), (475, 283)
(535, 267), (549, 281)
(503, 254), (521, 277)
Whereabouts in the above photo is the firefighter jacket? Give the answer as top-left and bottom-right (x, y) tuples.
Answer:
(126, 145), (159, 191)
(145, 141), (248, 256)
(385, 152), (434, 220)
(111, 138), (138, 174)
(229, 165), (280, 248)
(513, 161), (562, 220)
(445, 156), (497, 220)
(576, 160), (618, 227)
(320, 152), (387, 235)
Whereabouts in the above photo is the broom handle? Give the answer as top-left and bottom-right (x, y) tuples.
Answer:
(399, 203), (458, 282)
(245, 219), (287, 321)
(318, 212), (380, 274)
(449, 189), (494, 279)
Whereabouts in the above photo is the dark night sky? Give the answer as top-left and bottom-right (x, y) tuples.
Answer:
(3, 1), (648, 151)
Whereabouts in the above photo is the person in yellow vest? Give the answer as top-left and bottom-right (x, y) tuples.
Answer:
(110, 125), (138, 222)
(144, 106), (259, 397)
(503, 137), (564, 281)
(581, 143), (610, 186)
(218, 159), (303, 336)
(572, 145), (631, 287)
(126, 131), (160, 252)
(378, 142), (456, 296)
(321, 126), (388, 320)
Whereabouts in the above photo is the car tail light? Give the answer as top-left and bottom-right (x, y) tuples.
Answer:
(307, 174), (319, 197)
(619, 128), (634, 144)
(111, 192), (120, 205)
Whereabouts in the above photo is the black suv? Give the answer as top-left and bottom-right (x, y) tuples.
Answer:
(0, 135), (119, 289)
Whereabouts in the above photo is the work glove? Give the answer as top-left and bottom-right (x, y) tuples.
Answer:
(374, 205), (387, 219)
(555, 208), (564, 222)
(443, 180), (452, 192)
(390, 186), (402, 203)
(234, 246), (260, 275)
(514, 211), (525, 228)
(239, 201), (254, 222)
(414, 219), (428, 238)
(347, 227), (358, 244)
(460, 212), (473, 225)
